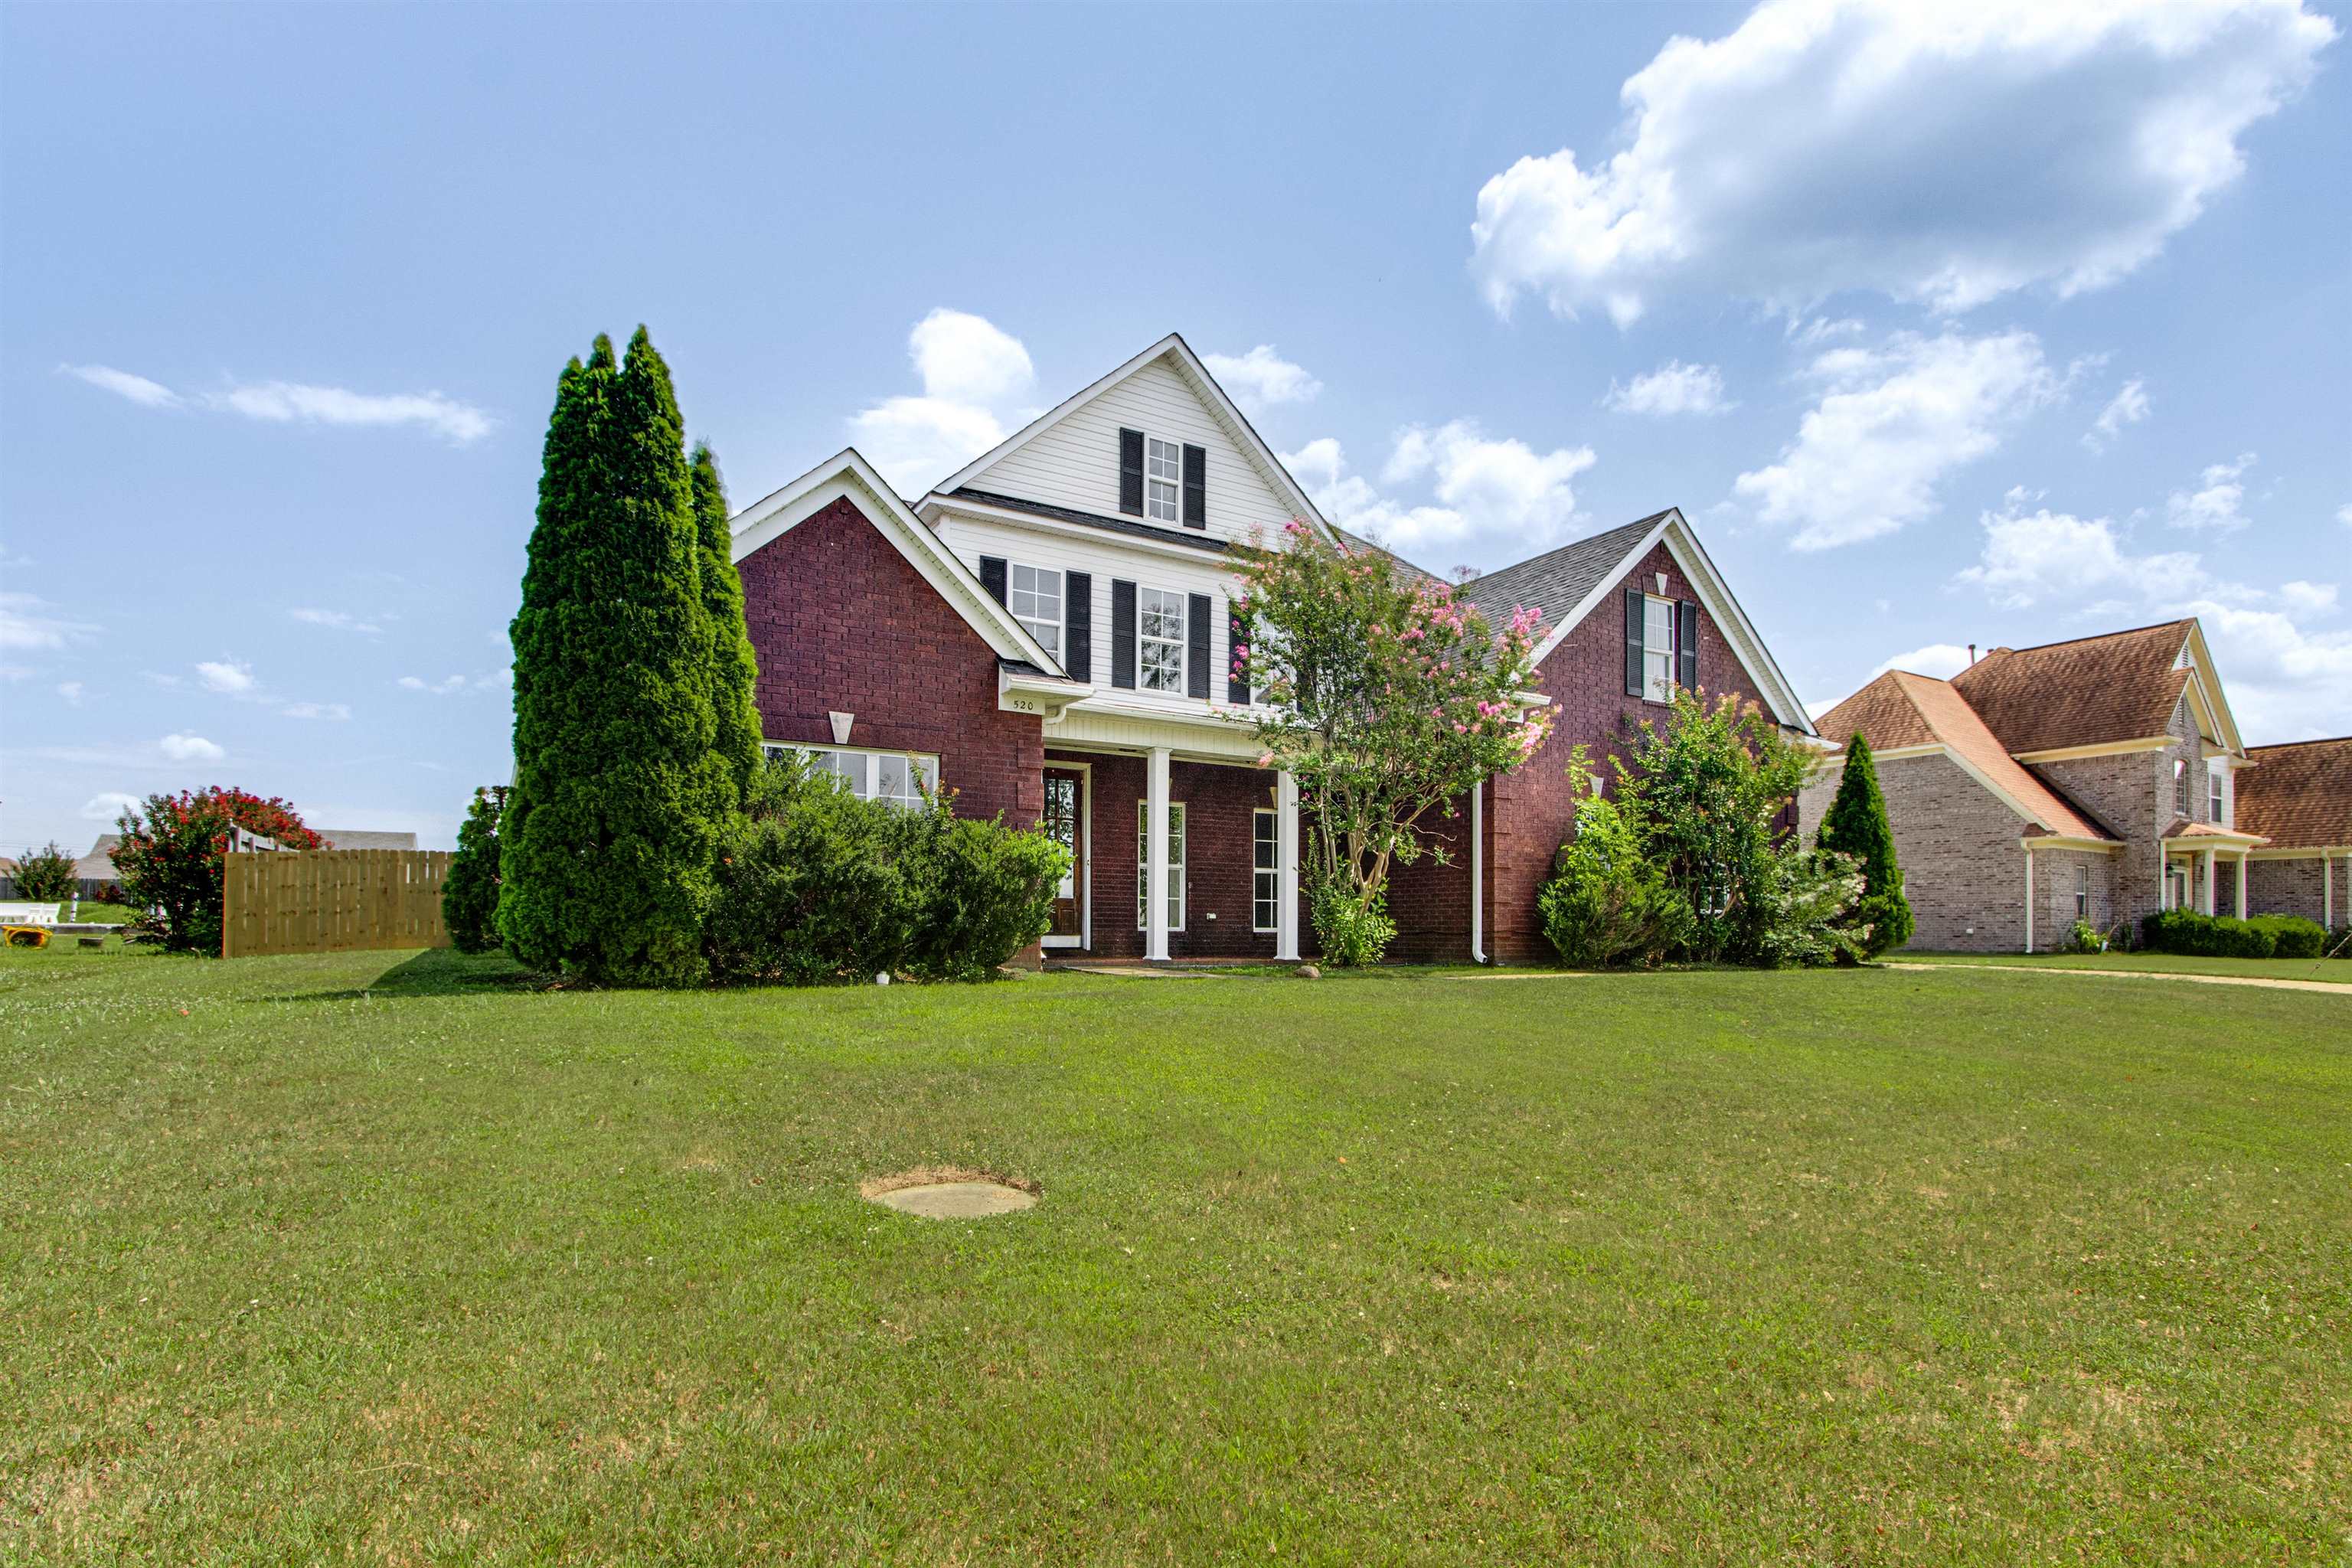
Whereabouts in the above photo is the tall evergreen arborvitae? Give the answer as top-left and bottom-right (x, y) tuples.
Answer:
(1816, 730), (1914, 958)
(691, 443), (764, 804)
(441, 786), (507, 953)
(497, 328), (743, 985)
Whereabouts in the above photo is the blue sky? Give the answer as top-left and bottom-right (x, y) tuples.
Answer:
(5, 0), (2347, 853)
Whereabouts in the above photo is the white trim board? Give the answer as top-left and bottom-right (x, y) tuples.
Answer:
(729, 447), (1062, 674)
(922, 333), (1333, 541)
(1522, 508), (1815, 735)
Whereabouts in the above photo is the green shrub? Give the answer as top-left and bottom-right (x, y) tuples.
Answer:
(1746, 847), (1870, 969)
(1814, 733), (1913, 959)
(1538, 799), (1692, 968)
(2328, 925), (2352, 959)
(2138, 909), (2274, 958)
(1308, 879), (1397, 969)
(2246, 914), (2326, 959)
(441, 787), (507, 954)
(2059, 918), (2109, 955)
(13, 841), (76, 903)
(704, 761), (1063, 985)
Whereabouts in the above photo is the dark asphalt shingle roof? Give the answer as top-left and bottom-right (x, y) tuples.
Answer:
(949, 488), (1230, 554)
(1947, 620), (2195, 754)
(1455, 510), (1674, 629)
(2236, 736), (2352, 851)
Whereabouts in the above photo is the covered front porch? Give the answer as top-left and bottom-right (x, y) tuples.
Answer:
(1008, 678), (1304, 964)
(2161, 823), (2269, 917)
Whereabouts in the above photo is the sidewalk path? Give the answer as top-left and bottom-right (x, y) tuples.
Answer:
(1885, 962), (2351, 996)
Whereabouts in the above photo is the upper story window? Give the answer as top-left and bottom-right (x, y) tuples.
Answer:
(2208, 761), (2226, 825)
(1010, 564), (1063, 656)
(1145, 436), (1182, 523)
(1139, 587), (1186, 693)
(2173, 757), (2190, 817)
(1643, 595), (1676, 703)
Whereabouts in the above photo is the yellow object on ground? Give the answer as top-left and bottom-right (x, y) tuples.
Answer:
(4, 926), (51, 949)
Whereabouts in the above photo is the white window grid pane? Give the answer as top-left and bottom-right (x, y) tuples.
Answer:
(764, 746), (936, 808)
(1644, 597), (1675, 701)
(1253, 809), (1278, 932)
(1146, 437), (1181, 522)
(1140, 590), (1186, 694)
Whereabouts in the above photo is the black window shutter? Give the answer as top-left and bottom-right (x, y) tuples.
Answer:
(1118, 428), (1145, 516)
(1064, 570), (1092, 682)
(1181, 443), (1207, 529)
(1227, 602), (1250, 704)
(979, 555), (1008, 607)
(1111, 580), (1137, 688)
(1677, 600), (1700, 692)
(1187, 593), (1211, 699)
(1623, 586), (1645, 697)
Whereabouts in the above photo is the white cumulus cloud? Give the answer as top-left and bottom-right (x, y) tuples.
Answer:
(1604, 361), (1733, 416)
(1204, 345), (1323, 412)
(2167, 452), (2256, 531)
(2082, 378), (2151, 451)
(0, 591), (100, 651)
(82, 791), (142, 822)
(196, 659), (256, 694)
(290, 607), (383, 635)
(848, 309), (1037, 496)
(60, 363), (183, 408)
(1470, 0), (2337, 325)
(1734, 330), (2060, 550)
(1869, 643), (1975, 680)
(1284, 422), (1596, 564)
(159, 733), (224, 763)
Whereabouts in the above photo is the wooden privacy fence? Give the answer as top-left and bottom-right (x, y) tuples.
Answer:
(222, 849), (453, 958)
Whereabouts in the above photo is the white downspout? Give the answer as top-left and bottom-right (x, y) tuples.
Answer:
(2024, 847), (2034, 954)
(1470, 781), (1485, 965)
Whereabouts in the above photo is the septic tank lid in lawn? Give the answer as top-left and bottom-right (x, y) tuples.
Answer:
(861, 1168), (1039, 1218)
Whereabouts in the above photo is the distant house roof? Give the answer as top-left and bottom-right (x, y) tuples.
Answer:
(77, 833), (122, 880)
(316, 828), (419, 851)
(1947, 620), (2196, 755)
(1328, 524), (1445, 589)
(1455, 511), (1673, 630)
(1816, 670), (2113, 841)
(2236, 737), (2352, 850)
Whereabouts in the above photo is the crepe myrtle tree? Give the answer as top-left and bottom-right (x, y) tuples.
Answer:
(1233, 521), (1554, 965)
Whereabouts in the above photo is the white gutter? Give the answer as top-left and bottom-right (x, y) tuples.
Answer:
(1471, 781), (1485, 965)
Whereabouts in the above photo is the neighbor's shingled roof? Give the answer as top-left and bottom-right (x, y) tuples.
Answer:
(1947, 620), (2194, 755)
(1328, 525), (1445, 589)
(2236, 736), (2352, 850)
(1816, 669), (2113, 841)
(1456, 511), (1671, 630)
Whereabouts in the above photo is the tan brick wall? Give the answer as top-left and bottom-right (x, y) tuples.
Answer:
(2246, 852), (2350, 926)
(1801, 752), (2030, 952)
(2034, 694), (2206, 929)
(2029, 847), (2118, 951)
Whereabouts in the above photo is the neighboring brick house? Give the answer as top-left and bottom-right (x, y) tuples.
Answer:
(730, 333), (1815, 964)
(1804, 620), (2288, 952)
(2236, 736), (2352, 929)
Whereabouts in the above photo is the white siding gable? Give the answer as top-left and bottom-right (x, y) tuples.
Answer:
(956, 359), (1298, 547)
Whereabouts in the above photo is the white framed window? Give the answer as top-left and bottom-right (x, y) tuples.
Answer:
(1139, 587), (1186, 694)
(763, 743), (938, 810)
(1145, 436), (1182, 523)
(1253, 808), (1279, 932)
(2173, 758), (2190, 816)
(1010, 564), (1063, 658)
(1136, 799), (1185, 929)
(1643, 595), (1676, 703)
(2207, 761), (2226, 825)
(2075, 864), (2089, 921)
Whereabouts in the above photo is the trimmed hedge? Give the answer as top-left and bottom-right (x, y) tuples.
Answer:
(2330, 925), (2352, 959)
(2139, 908), (2278, 958)
(2247, 915), (2328, 959)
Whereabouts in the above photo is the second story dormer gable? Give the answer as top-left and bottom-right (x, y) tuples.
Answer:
(915, 333), (1331, 558)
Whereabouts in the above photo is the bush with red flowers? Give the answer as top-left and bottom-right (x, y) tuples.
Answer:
(111, 788), (323, 954)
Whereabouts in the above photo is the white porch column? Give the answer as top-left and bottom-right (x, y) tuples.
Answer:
(1469, 781), (1485, 964)
(1145, 746), (1171, 962)
(1274, 768), (1300, 962)
(2234, 855), (2247, 919)
(2201, 848), (2216, 914)
(2327, 854), (2336, 928)
(2024, 848), (2035, 953)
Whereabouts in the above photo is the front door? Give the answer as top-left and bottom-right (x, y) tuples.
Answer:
(1042, 766), (1085, 944)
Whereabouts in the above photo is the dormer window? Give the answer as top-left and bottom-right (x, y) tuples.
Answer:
(1145, 436), (1182, 523)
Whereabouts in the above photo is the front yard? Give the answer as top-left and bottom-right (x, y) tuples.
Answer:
(3, 949), (2346, 1562)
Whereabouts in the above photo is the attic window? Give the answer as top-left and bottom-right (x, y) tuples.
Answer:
(1145, 437), (1182, 523)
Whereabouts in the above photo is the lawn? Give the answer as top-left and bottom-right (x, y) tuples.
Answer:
(1894, 949), (2352, 984)
(3, 949), (2347, 1563)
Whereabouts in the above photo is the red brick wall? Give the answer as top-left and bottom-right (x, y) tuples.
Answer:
(1484, 541), (1774, 962)
(737, 494), (1043, 825)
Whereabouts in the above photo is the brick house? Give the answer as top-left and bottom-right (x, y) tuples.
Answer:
(2235, 736), (2351, 929)
(730, 334), (1815, 964)
(1802, 619), (2318, 952)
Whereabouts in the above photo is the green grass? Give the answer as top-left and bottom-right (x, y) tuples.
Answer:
(1894, 949), (2352, 983)
(3, 949), (2347, 1563)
